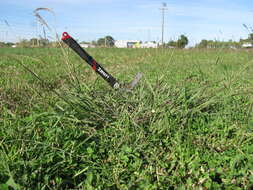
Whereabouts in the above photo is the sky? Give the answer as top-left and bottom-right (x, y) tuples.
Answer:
(0, 0), (253, 46)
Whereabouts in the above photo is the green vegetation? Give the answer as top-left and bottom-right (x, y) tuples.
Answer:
(167, 34), (189, 49)
(195, 33), (253, 49)
(0, 42), (15, 48)
(97, 36), (115, 47)
(1, 47), (253, 189)
(196, 40), (241, 49)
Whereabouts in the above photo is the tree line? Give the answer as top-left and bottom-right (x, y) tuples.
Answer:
(1, 33), (253, 49)
(0, 36), (116, 48)
(196, 33), (253, 49)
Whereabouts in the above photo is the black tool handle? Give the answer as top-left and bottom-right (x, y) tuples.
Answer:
(62, 32), (119, 89)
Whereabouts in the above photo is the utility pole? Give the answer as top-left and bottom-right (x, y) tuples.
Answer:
(5, 31), (8, 42)
(160, 2), (167, 47)
(148, 29), (151, 42)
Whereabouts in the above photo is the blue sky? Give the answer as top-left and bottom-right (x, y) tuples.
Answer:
(0, 0), (253, 45)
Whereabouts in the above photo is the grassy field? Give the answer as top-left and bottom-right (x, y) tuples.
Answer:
(1, 47), (253, 189)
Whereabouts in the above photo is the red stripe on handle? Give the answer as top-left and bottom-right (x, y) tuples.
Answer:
(92, 60), (97, 71)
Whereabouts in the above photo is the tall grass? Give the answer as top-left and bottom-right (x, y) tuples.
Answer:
(0, 48), (253, 189)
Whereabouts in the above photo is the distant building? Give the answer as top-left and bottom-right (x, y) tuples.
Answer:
(133, 42), (141, 48)
(11, 45), (17, 48)
(115, 40), (142, 48)
(242, 43), (253, 48)
(80, 43), (95, 48)
(141, 41), (158, 48)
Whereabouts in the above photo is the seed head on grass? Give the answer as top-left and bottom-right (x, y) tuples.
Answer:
(34, 8), (54, 32)
(33, 7), (83, 89)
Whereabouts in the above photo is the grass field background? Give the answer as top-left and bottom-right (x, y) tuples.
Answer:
(1, 47), (253, 189)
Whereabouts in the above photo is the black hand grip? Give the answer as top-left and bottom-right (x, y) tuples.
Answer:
(62, 32), (119, 89)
